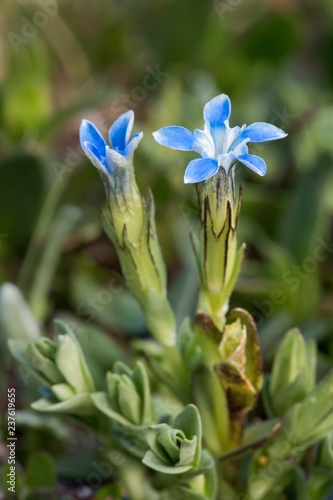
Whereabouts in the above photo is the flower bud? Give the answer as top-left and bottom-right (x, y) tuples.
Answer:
(142, 405), (202, 474)
(92, 361), (154, 427)
(268, 328), (316, 416)
(9, 320), (96, 416)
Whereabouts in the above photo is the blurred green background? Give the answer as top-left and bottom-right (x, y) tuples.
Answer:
(1, 0), (333, 497)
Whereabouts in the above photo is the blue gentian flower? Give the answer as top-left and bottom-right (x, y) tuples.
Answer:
(153, 94), (287, 183)
(80, 110), (143, 176)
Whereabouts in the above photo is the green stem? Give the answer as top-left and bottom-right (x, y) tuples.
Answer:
(18, 176), (68, 294)
(228, 410), (245, 450)
(28, 205), (80, 321)
(164, 344), (191, 402)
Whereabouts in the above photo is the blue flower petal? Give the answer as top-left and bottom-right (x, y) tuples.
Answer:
(109, 110), (134, 152)
(184, 158), (219, 184)
(82, 141), (108, 173)
(218, 151), (238, 171)
(106, 146), (128, 174)
(238, 153), (267, 176)
(240, 122), (287, 143)
(80, 120), (106, 160)
(203, 94), (231, 130)
(124, 131), (144, 159)
(153, 126), (195, 151)
(193, 129), (215, 158)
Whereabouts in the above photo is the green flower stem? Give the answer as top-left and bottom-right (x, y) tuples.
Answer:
(228, 410), (245, 450)
(164, 344), (191, 402)
(19, 173), (68, 293)
(28, 205), (80, 321)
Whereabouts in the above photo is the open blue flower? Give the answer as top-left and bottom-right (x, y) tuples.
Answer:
(80, 110), (143, 176)
(153, 94), (287, 183)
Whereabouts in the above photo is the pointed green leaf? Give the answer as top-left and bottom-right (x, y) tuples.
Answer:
(51, 383), (76, 401)
(26, 451), (56, 490)
(0, 283), (40, 342)
(174, 405), (202, 466)
(26, 342), (63, 385)
(270, 328), (308, 397)
(117, 375), (142, 424)
(142, 449), (193, 474)
(132, 362), (154, 424)
(31, 393), (94, 416)
(273, 375), (309, 416)
(91, 391), (134, 427)
(54, 320), (95, 393)
(179, 317), (203, 370)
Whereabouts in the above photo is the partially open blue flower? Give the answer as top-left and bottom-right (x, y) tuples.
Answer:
(80, 110), (143, 175)
(153, 94), (287, 183)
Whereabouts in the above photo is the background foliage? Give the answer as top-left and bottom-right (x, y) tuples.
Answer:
(1, 0), (333, 498)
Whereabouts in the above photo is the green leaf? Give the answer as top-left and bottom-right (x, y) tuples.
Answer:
(179, 317), (203, 371)
(26, 341), (63, 385)
(272, 375), (309, 416)
(142, 449), (193, 475)
(286, 372), (333, 447)
(92, 391), (134, 427)
(95, 483), (122, 500)
(116, 375), (142, 424)
(159, 454), (217, 500)
(0, 154), (45, 247)
(244, 419), (282, 447)
(142, 407), (203, 475)
(132, 362), (154, 424)
(316, 432), (333, 468)
(268, 328), (316, 416)
(270, 328), (314, 396)
(307, 436), (333, 500)
(290, 467), (310, 500)
(174, 405), (202, 466)
(31, 393), (94, 416)
(7, 339), (28, 365)
(73, 321), (125, 388)
(248, 455), (295, 500)
(94, 361), (153, 426)
(0, 283), (40, 342)
(51, 383), (76, 401)
(199, 451), (217, 500)
(26, 451), (56, 490)
(278, 163), (331, 263)
(54, 320), (95, 394)
(267, 370), (333, 460)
